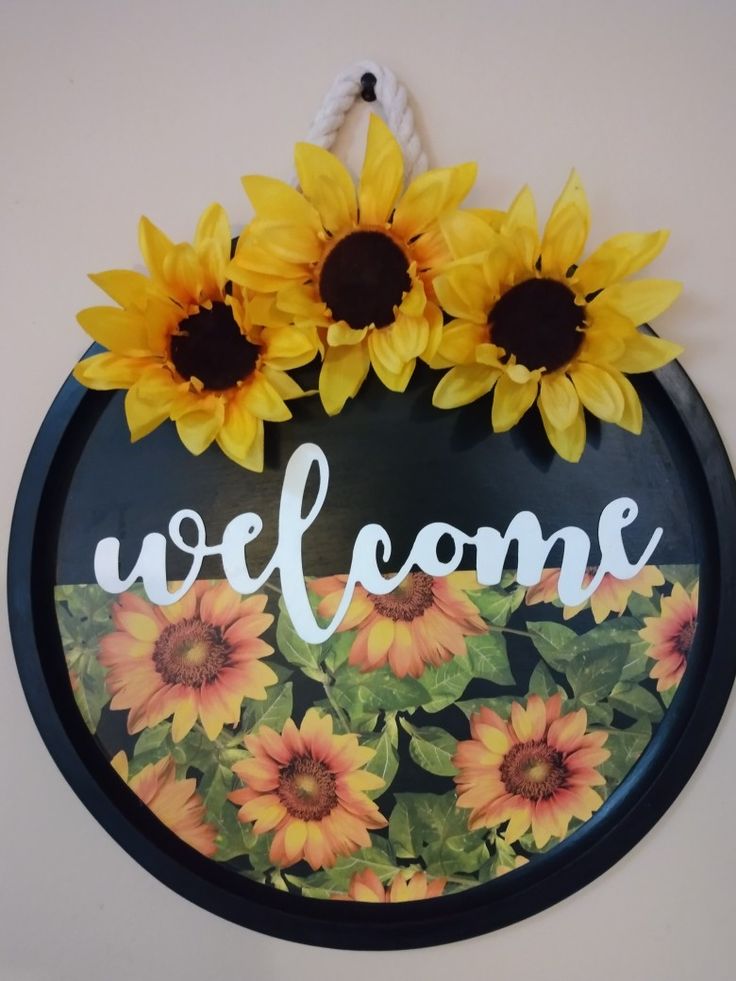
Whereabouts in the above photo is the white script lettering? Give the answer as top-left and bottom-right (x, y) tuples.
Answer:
(94, 443), (663, 644)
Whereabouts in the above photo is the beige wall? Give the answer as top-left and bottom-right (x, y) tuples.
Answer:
(1, 1), (734, 977)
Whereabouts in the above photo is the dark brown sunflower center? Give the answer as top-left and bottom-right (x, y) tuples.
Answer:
(170, 301), (259, 390)
(490, 278), (585, 372)
(369, 572), (435, 622)
(319, 230), (410, 329)
(500, 740), (567, 801)
(675, 619), (697, 657)
(152, 617), (231, 687)
(277, 755), (338, 820)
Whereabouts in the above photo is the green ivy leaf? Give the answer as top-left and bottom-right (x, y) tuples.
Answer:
(241, 682), (293, 734)
(456, 695), (515, 719)
(526, 621), (579, 671)
(660, 565), (699, 592)
(276, 603), (325, 682)
(402, 721), (458, 776)
(469, 586), (525, 625)
(527, 661), (561, 698)
(388, 799), (418, 858)
(391, 792), (487, 876)
(608, 682), (663, 722)
(620, 638), (652, 683)
(363, 717), (399, 796)
(573, 617), (643, 655)
(324, 631), (355, 674)
(566, 644), (628, 705)
(321, 837), (399, 889)
(465, 633), (514, 685)
(626, 593), (660, 621)
(600, 720), (652, 784)
(419, 656), (472, 712)
(200, 762), (235, 820)
(331, 665), (430, 714)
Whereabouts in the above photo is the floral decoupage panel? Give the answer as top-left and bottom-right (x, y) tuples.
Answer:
(55, 562), (698, 902)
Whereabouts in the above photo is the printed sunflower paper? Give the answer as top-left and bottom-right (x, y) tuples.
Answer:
(56, 563), (698, 900)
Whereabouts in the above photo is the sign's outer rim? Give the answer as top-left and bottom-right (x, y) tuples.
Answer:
(8, 345), (736, 950)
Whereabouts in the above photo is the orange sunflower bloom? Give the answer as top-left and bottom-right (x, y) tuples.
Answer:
(111, 751), (217, 857)
(229, 708), (387, 870)
(525, 565), (664, 623)
(639, 581), (698, 691)
(100, 582), (277, 742)
(309, 571), (487, 679)
(454, 694), (610, 848)
(334, 869), (447, 902)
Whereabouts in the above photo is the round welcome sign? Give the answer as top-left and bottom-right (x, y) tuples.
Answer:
(9, 66), (736, 948)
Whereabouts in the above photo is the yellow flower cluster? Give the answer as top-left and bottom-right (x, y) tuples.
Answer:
(74, 115), (682, 468)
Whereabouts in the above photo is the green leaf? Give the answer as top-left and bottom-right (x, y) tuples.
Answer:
(419, 656), (472, 712)
(526, 621), (579, 671)
(626, 593), (659, 621)
(600, 721), (651, 784)
(566, 644), (628, 705)
(241, 682), (293, 734)
(402, 721), (458, 776)
(321, 837), (399, 889)
(465, 632), (514, 685)
(527, 661), (560, 698)
(213, 803), (257, 862)
(324, 631), (355, 674)
(388, 799), (418, 858)
(363, 718), (399, 796)
(609, 682), (663, 722)
(573, 617), (643, 654)
(276, 604), (325, 682)
(392, 792), (488, 876)
(331, 665), (430, 714)
(69, 653), (110, 734)
(200, 762), (235, 820)
(620, 638), (652, 683)
(660, 564), (699, 591)
(456, 695), (515, 719)
(469, 586), (525, 626)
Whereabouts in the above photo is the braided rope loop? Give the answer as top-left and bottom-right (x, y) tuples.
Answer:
(304, 61), (428, 179)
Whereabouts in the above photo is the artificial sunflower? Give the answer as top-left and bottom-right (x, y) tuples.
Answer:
(431, 171), (683, 461)
(111, 751), (217, 857)
(639, 581), (698, 691)
(333, 869), (447, 903)
(525, 564), (664, 623)
(229, 708), (387, 870)
(73, 203), (317, 471)
(100, 582), (277, 741)
(454, 693), (609, 848)
(309, 571), (487, 678)
(230, 114), (477, 415)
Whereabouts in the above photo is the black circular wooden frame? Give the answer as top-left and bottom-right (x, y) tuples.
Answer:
(8, 349), (736, 949)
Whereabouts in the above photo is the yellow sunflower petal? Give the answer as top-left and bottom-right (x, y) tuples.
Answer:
(216, 392), (258, 467)
(242, 419), (265, 473)
(260, 363), (311, 401)
(88, 269), (152, 309)
(162, 242), (204, 304)
(327, 322), (369, 347)
(433, 363), (499, 409)
(261, 324), (318, 368)
(607, 369), (643, 434)
(430, 320), (489, 368)
(124, 383), (172, 442)
(138, 216), (174, 285)
(73, 352), (151, 390)
(359, 114), (404, 226)
(575, 230), (670, 295)
(569, 362), (625, 423)
(540, 170), (590, 279)
(491, 372), (539, 432)
(319, 340), (371, 415)
(294, 142), (357, 233)
(434, 263), (492, 322)
(241, 175), (322, 232)
(539, 399), (586, 463)
(239, 372), (292, 422)
(111, 751), (129, 781)
(440, 210), (499, 260)
(610, 330), (683, 373)
(194, 203), (231, 292)
(77, 306), (151, 355)
(173, 396), (225, 455)
(502, 185), (539, 269)
(370, 349), (415, 393)
(538, 372), (580, 430)
(392, 162), (477, 239)
(590, 279), (682, 326)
